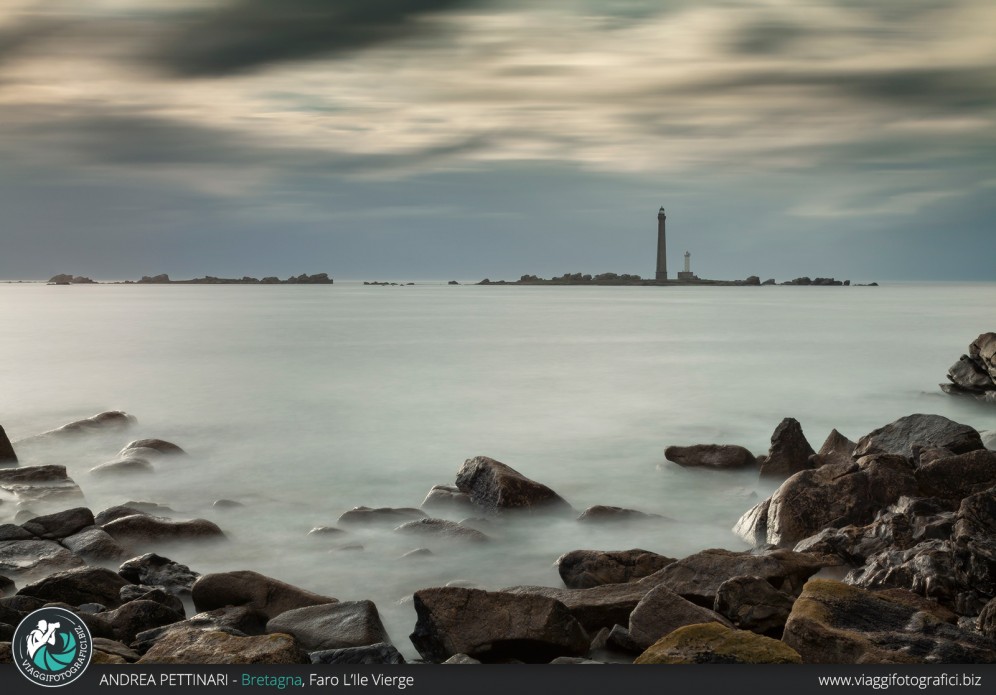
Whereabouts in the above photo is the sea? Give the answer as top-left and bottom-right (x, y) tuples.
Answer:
(1, 281), (993, 657)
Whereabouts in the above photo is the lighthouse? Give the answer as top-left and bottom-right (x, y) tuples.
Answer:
(678, 250), (696, 281)
(655, 207), (667, 281)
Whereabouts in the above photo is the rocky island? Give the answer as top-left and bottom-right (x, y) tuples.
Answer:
(478, 273), (876, 287)
(47, 273), (334, 285)
(942, 332), (996, 404)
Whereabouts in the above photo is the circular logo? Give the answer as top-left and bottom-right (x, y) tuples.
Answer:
(13, 607), (92, 688)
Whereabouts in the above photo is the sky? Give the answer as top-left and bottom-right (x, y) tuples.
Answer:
(0, 0), (994, 282)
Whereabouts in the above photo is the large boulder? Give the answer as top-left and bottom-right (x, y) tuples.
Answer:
(455, 456), (572, 514)
(0, 539), (85, 578)
(266, 601), (389, 651)
(664, 445), (756, 470)
(556, 549), (675, 589)
(917, 450), (996, 500)
(942, 333), (996, 401)
(101, 514), (225, 547)
(410, 587), (588, 663)
(21, 507), (95, 540)
(137, 627), (309, 664)
(17, 566), (130, 608)
(654, 548), (829, 607)
(0, 425), (16, 465)
(635, 623), (802, 664)
(853, 414), (984, 459)
(713, 575), (796, 637)
(750, 455), (920, 547)
(192, 571), (336, 620)
(119, 554), (199, 597)
(759, 418), (815, 478)
(628, 585), (731, 649)
(782, 579), (996, 663)
(102, 599), (186, 643)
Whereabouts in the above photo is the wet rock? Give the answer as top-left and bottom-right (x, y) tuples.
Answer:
(942, 334), (996, 401)
(0, 642), (10, 663)
(635, 623), (802, 664)
(308, 526), (346, 537)
(917, 449), (996, 500)
(310, 643), (405, 664)
(118, 439), (186, 458)
(759, 418), (816, 478)
(782, 578), (996, 663)
(95, 505), (153, 526)
(421, 485), (476, 514)
(979, 597), (996, 639)
(89, 458), (154, 477)
(443, 653), (480, 664)
(628, 585), (732, 649)
(119, 586), (185, 616)
(267, 601), (389, 651)
(0, 575), (13, 597)
(119, 554), (199, 597)
(576, 506), (664, 523)
(401, 548), (432, 559)
(103, 599), (186, 643)
(812, 429), (856, 467)
(504, 577), (667, 631)
(0, 466), (84, 508)
(137, 627), (309, 664)
(713, 576), (795, 636)
(102, 514), (225, 547)
(338, 507), (427, 526)
(455, 456), (572, 515)
(21, 507), (95, 540)
(556, 549), (675, 589)
(655, 548), (829, 607)
(664, 444), (756, 470)
(732, 498), (770, 547)
(0, 524), (35, 542)
(754, 454), (919, 547)
(61, 527), (128, 562)
(550, 656), (602, 664)
(192, 570), (336, 620)
(853, 414), (984, 459)
(213, 499), (243, 509)
(132, 606), (270, 653)
(18, 566), (130, 608)
(0, 425), (17, 465)
(393, 518), (489, 543)
(92, 637), (140, 663)
(0, 539), (85, 578)
(410, 587), (588, 663)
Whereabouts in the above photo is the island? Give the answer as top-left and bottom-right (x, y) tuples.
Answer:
(47, 273), (333, 285)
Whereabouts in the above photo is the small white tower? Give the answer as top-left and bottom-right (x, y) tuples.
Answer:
(684, 251), (691, 274)
(678, 250), (696, 281)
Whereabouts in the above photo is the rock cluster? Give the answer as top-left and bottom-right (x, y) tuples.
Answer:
(942, 333), (996, 403)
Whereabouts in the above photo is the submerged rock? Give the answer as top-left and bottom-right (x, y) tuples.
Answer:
(576, 506), (664, 523)
(338, 507), (426, 526)
(266, 601), (390, 651)
(421, 485), (476, 514)
(118, 439), (186, 458)
(556, 549), (675, 589)
(664, 444), (756, 470)
(782, 579), (996, 663)
(455, 456), (572, 515)
(19, 412), (136, 441)
(89, 458), (154, 477)
(410, 587), (588, 663)
(393, 518), (489, 543)
(635, 623), (802, 664)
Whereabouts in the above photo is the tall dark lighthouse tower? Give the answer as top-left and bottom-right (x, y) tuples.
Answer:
(655, 206), (668, 281)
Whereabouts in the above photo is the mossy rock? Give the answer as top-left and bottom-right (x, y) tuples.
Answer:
(634, 623), (802, 664)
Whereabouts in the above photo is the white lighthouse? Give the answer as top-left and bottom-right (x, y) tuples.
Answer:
(678, 250), (696, 281)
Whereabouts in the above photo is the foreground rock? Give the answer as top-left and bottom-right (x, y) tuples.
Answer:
(853, 414), (984, 459)
(455, 456), (572, 515)
(0, 466), (84, 510)
(739, 454), (920, 547)
(556, 549), (675, 589)
(17, 567), (130, 608)
(266, 601), (389, 651)
(664, 444), (756, 470)
(654, 548), (829, 607)
(916, 450), (996, 500)
(119, 554), (199, 597)
(759, 418), (816, 478)
(0, 425), (17, 465)
(783, 579), (996, 663)
(505, 579), (664, 631)
(812, 429), (856, 467)
(628, 585), (732, 649)
(137, 627), (309, 664)
(713, 576), (796, 637)
(310, 643), (405, 665)
(192, 571), (336, 619)
(941, 333), (996, 403)
(21, 507), (95, 540)
(410, 587), (588, 663)
(0, 539), (85, 578)
(102, 599), (186, 643)
(61, 527), (128, 563)
(635, 623), (802, 664)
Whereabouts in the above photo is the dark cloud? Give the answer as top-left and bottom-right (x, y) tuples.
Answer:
(146, 0), (481, 77)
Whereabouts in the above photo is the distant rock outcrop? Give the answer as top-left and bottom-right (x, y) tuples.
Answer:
(941, 333), (996, 404)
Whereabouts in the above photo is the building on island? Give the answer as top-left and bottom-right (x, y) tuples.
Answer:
(655, 207), (667, 281)
(677, 251), (698, 281)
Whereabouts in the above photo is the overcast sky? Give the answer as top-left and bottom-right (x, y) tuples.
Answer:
(0, 0), (993, 281)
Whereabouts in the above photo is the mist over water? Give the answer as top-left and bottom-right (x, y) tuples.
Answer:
(1, 282), (993, 657)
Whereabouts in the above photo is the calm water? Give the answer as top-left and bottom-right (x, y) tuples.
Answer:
(1, 282), (993, 655)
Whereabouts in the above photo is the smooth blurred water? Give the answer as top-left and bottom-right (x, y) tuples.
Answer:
(1, 281), (993, 655)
